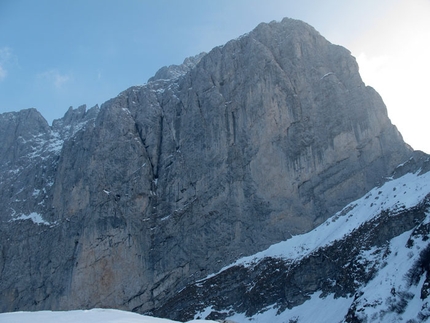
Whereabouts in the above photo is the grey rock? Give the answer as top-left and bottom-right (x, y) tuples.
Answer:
(152, 179), (430, 322)
(148, 52), (206, 82)
(52, 104), (100, 138)
(0, 17), (415, 314)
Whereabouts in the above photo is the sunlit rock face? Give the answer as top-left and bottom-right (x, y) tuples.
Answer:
(0, 18), (412, 314)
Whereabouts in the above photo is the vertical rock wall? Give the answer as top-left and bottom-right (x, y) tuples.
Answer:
(0, 18), (412, 313)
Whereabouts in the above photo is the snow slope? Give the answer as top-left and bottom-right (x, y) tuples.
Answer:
(190, 167), (430, 322)
(225, 170), (430, 270)
(221, 222), (430, 323)
(0, 309), (218, 323)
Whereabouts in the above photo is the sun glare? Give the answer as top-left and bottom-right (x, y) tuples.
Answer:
(352, 0), (430, 152)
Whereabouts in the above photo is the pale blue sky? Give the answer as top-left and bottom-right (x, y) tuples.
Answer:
(1, 0), (429, 152)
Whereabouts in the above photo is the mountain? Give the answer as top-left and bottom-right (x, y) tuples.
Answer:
(0, 17), (420, 320)
(151, 155), (430, 322)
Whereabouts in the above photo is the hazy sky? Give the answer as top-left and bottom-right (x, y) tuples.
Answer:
(0, 0), (429, 152)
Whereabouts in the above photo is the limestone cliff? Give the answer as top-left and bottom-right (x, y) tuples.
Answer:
(151, 154), (430, 322)
(0, 18), (413, 313)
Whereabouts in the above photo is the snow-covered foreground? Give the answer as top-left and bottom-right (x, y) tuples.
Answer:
(0, 308), (218, 323)
(222, 224), (430, 323)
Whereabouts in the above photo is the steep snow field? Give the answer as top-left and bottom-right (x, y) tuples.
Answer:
(194, 168), (430, 322)
(223, 223), (430, 322)
(224, 169), (430, 269)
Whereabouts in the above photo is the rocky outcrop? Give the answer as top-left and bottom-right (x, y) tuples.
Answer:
(150, 159), (430, 322)
(148, 52), (206, 82)
(0, 18), (413, 314)
(153, 188), (430, 322)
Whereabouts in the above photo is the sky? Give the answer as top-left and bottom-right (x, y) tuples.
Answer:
(0, 0), (429, 152)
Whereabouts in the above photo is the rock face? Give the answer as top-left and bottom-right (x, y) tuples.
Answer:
(0, 18), (413, 314)
(151, 155), (430, 323)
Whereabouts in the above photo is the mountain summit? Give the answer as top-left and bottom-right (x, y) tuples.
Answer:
(0, 18), (420, 320)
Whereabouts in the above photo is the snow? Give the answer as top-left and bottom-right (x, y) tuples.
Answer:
(214, 170), (430, 274)
(223, 292), (352, 323)
(26, 132), (64, 160)
(16, 117), (97, 163)
(349, 221), (430, 322)
(161, 215), (171, 221)
(9, 212), (51, 225)
(320, 72), (334, 79)
(0, 309), (218, 323)
(196, 169), (430, 322)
